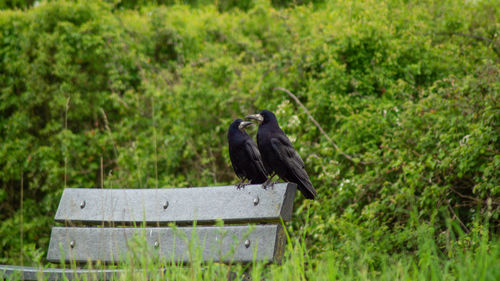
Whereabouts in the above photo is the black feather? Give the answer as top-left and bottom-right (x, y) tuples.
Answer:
(255, 110), (317, 199)
(227, 119), (268, 184)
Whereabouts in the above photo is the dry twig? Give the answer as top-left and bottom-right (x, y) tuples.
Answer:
(275, 87), (372, 165)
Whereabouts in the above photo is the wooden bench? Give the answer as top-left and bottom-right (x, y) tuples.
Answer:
(0, 183), (297, 280)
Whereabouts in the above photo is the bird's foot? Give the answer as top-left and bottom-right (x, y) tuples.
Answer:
(236, 182), (248, 189)
(262, 173), (279, 189)
(262, 178), (273, 189)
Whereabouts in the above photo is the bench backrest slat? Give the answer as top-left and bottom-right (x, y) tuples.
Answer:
(47, 225), (285, 263)
(54, 183), (296, 225)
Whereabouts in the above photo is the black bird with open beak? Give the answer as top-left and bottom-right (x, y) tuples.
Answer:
(246, 110), (317, 199)
(227, 119), (268, 188)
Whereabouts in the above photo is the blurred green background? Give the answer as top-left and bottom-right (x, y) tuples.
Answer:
(0, 0), (498, 270)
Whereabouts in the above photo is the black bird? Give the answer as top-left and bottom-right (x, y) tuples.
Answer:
(246, 110), (317, 199)
(227, 119), (268, 188)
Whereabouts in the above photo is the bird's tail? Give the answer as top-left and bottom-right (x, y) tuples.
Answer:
(298, 178), (317, 199)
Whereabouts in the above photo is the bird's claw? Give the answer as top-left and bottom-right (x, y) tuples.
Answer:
(236, 182), (248, 189)
(262, 178), (273, 189)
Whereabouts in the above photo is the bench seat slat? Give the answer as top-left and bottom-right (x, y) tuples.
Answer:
(54, 183), (296, 224)
(47, 224), (286, 264)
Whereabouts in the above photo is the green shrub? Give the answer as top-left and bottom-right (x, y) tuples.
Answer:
(0, 0), (498, 266)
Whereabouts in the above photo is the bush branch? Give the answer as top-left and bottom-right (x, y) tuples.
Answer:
(275, 87), (371, 165)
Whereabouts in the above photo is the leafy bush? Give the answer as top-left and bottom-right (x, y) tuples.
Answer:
(0, 0), (498, 266)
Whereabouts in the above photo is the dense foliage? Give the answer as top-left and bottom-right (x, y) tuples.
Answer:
(0, 0), (498, 268)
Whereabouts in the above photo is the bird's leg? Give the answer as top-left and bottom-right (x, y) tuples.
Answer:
(268, 177), (283, 189)
(262, 173), (277, 189)
(262, 178), (271, 189)
(239, 182), (250, 189)
(236, 178), (248, 189)
(265, 176), (283, 190)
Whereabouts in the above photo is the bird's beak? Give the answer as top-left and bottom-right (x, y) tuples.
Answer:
(238, 121), (254, 131)
(246, 113), (264, 123)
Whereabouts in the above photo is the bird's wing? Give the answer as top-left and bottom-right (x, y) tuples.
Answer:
(230, 152), (245, 179)
(271, 135), (305, 169)
(271, 136), (317, 199)
(270, 135), (310, 183)
(229, 144), (246, 179)
(245, 139), (268, 175)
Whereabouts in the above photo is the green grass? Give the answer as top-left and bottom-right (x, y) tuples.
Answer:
(112, 226), (500, 281)
(3, 221), (498, 281)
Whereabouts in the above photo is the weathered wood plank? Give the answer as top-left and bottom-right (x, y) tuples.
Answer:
(0, 265), (121, 280)
(47, 224), (285, 264)
(54, 183), (296, 224)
